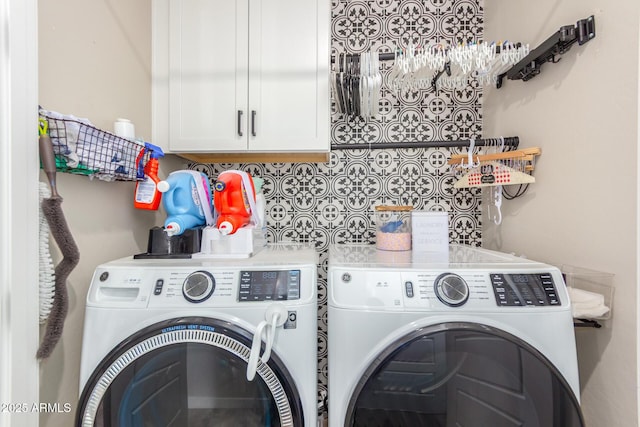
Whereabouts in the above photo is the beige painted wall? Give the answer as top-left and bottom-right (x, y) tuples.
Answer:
(37, 1), (182, 425)
(483, 2), (639, 426)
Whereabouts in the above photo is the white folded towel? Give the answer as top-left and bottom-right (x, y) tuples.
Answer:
(567, 286), (610, 319)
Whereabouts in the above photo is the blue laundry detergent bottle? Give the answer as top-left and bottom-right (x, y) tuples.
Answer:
(157, 170), (214, 236)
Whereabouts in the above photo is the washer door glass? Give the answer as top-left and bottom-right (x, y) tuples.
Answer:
(346, 322), (584, 427)
(76, 318), (302, 427)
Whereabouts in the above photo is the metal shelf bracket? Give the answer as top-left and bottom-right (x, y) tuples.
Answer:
(497, 15), (596, 88)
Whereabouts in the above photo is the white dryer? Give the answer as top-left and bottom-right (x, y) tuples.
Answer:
(77, 244), (318, 427)
(328, 244), (584, 427)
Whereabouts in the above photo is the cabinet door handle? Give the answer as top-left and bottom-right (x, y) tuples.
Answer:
(237, 110), (243, 137)
(251, 110), (257, 137)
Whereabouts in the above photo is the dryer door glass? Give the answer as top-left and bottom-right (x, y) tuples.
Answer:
(76, 318), (303, 427)
(345, 322), (584, 427)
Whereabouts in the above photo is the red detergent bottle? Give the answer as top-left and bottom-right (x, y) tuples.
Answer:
(213, 170), (257, 235)
(134, 143), (165, 210)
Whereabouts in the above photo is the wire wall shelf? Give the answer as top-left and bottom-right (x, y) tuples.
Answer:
(39, 109), (149, 182)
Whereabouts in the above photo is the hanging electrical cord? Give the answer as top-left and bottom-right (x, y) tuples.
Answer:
(502, 183), (530, 200)
(500, 133), (530, 200)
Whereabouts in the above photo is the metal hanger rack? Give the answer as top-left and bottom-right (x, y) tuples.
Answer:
(332, 15), (595, 92)
(331, 136), (520, 151)
(497, 15), (595, 88)
(332, 43), (527, 94)
(330, 17), (595, 150)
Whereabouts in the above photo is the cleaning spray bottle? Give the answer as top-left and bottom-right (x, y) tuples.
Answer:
(134, 142), (165, 210)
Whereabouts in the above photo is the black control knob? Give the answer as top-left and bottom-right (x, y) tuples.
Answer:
(434, 273), (469, 307)
(183, 271), (215, 303)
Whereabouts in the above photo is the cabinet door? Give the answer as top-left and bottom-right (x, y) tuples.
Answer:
(247, 0), (329, 152)
(168, 0), (249, 152)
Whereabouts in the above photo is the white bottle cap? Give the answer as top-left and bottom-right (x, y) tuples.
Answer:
(157, 180), (170, 193)
(165, 222), (181, 236)
(218, 221), (233, 235)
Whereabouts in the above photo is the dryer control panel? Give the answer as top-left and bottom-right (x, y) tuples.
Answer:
(489, 273), (559, 306)
(329, 268), (567, 311)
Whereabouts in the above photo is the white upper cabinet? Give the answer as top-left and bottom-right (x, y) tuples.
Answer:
(153, 0), (330, 155)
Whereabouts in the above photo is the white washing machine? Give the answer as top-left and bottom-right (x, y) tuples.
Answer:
(328, 244), (584, 427)
(77, 243), (318, 427)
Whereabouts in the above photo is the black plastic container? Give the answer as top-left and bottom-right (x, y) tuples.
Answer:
(134, 226), (202, 259)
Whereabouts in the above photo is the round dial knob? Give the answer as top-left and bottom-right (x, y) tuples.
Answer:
(434, 273), (469, 307)
(183, 271), (215, 303)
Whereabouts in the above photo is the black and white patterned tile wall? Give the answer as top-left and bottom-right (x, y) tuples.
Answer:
(188, 0), (483, 400)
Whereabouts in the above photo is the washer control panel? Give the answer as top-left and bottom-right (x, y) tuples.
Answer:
(238, 270), (301, 302)
(88, 265), (314, 308)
